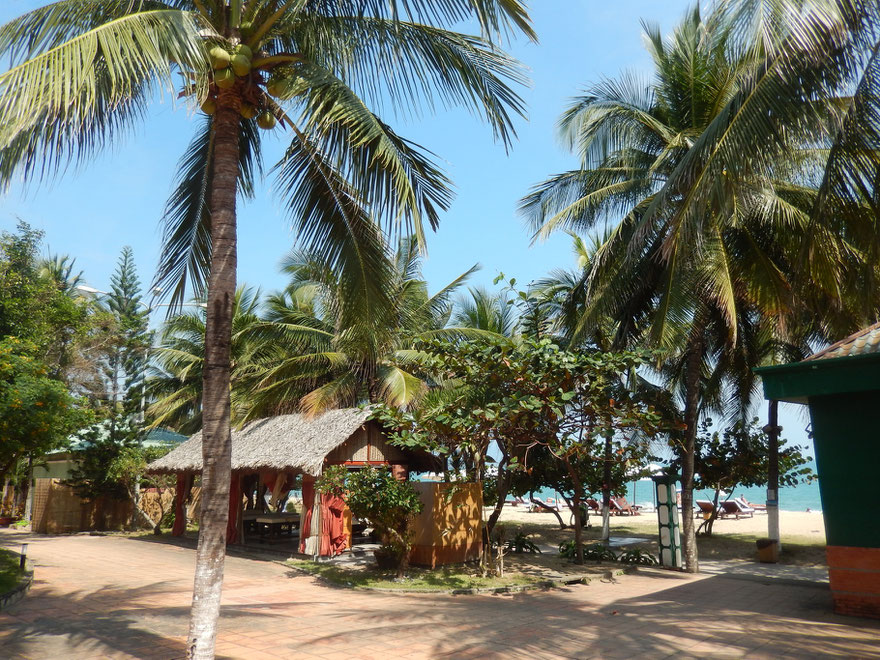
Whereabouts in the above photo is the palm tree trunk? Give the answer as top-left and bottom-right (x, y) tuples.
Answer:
(680, 338), (703, 574)
(186, 100), (240, 660)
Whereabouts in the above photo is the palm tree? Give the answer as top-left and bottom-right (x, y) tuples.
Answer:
(244, 236), (487, 416)
(0, 2), (534, 654)
(451, 286), (517, 336)
(148, 286), (264, 434)
(520, 5), (872, 573)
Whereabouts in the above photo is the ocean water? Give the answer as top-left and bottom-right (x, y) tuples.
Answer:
(536, 461), (823, 513)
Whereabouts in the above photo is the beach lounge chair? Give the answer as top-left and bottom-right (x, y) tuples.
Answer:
(585, 498), (600, 513)
(737, 496), (766, 513)
(720, 499), (755, 519)
(695, 500), (719, 519)
(611, 496), (639, 515)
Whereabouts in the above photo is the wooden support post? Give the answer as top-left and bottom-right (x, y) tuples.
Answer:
(172, 473), (187, 537)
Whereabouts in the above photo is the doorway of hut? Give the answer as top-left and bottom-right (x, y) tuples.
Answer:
(235, 469), (377, 559)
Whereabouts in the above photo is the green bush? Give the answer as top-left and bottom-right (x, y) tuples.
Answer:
(317, 465), (423, 575)
(506, 531), (542, 554)
(559, 540), (617, 562)
(617, 548), (659, 565)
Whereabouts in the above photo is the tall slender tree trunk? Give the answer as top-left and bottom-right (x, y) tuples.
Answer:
(566, 456), (585, 563)
(601, 432), (612, 542)
(186, 98), (241, 660)
(680, 337), (703, 574)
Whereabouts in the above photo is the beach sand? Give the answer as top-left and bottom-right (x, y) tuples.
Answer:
(496, 505), (826, 544)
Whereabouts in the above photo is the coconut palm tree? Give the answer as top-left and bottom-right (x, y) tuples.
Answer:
(519, 5), (874, 573)
(451, 286), (517, 336)
(148, 286), (264, 434)
(243, 236), (490, 416)
(0, 2), (534, 654)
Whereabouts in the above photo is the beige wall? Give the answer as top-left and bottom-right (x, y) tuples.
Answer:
(31, 478), (132, 534)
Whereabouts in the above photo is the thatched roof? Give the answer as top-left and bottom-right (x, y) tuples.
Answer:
(147, 408), (378, 476)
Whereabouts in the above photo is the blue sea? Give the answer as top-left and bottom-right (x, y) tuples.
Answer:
(537, 461), (823, 513)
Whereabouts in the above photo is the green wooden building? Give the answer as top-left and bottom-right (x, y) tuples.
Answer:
(756, 322), (880, 619)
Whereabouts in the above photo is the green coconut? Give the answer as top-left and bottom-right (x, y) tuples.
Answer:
(231, 53), (252, 77)
(239, 21), (254, 40)
(214, 67), (235, 89)
(209, 46), (231, 70)
(257, 111), (277, 130)
(201, 98), (217, 115)
(266, 79), (283, 98)
(236, 44), (253, 60)
(239, 103), (258, 119)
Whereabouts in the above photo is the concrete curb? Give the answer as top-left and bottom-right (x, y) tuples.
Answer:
(0, 566), (33, 612)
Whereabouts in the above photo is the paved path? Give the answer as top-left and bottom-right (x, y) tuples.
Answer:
(1, 529), (879, 659)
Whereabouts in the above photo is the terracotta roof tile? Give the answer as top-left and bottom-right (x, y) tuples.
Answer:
(806, 322), (880, 361)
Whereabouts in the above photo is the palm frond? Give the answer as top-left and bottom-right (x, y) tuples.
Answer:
(0, 8), (212, 189)
(154, 115), (262, 312)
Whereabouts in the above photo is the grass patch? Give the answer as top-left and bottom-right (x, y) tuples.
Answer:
(0, 548), (26, 594)
(696, 533), (826, 565)
(287, 559), (542, 592)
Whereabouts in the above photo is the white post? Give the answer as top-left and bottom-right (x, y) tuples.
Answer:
(601, 503), (610, 542)
(765, 400), (782, 552)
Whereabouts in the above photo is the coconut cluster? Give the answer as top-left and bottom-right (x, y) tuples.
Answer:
(200, 42), (277, 130)
(265, 63), (304, 100)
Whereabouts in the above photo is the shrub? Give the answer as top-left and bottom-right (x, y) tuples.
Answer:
(559, 540), (617, 562)
(617, 548), (659, 565)
(317, 465), (423, 576)
(506, 530), (542, 554)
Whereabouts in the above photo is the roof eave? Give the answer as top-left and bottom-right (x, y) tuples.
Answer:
(755, 352), (880, 403)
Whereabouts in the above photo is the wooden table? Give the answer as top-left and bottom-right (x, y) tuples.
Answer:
(244, 512), (300, 543)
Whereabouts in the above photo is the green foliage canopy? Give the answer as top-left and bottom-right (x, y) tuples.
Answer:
(0, 337), (91, 478)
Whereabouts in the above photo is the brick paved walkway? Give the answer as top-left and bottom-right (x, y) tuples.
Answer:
(1, 529), (879, 659)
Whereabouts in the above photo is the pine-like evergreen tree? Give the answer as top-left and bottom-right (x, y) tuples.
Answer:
(67, 247), (154, 520)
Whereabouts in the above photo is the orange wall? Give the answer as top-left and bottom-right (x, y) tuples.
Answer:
(409, 482), (483, 568)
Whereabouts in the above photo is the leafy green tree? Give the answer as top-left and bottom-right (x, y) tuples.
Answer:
(0, 222), (93, 383)
(509, 441), (644, 530)
(101, 247), (152, 419)
(0, 3), (533, 647)
(317, 464), (423, 577)
(108, 444), (175, 531)
(66, 248), (154, 526)
(374, 336), (666, 564)
(672, 418), (814, 536)
(0, 338), (92, 485)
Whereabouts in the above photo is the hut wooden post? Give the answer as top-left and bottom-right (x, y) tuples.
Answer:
(172, 474), (188, 537)
(226, 473), (242, 544)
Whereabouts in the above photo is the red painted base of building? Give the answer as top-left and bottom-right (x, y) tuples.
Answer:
(827, 545), (880, 619)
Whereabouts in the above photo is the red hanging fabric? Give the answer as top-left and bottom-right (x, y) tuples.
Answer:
(226, 473), (241, 544)
(172, 473), (187, 537)
(299, 476), (315, 554)
(322, 494), (348, 557)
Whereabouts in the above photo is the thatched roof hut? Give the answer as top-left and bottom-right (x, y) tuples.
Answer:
(147, 408), (436, 476)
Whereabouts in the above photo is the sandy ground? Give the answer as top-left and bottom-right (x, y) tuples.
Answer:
(496, 505), (827, 544)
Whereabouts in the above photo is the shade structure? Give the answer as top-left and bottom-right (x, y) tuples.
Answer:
(756, 323), (880, 619)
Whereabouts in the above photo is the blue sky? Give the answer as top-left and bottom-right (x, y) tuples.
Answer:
(0, 1), (817, 470)
(0, 1), (693, 297)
